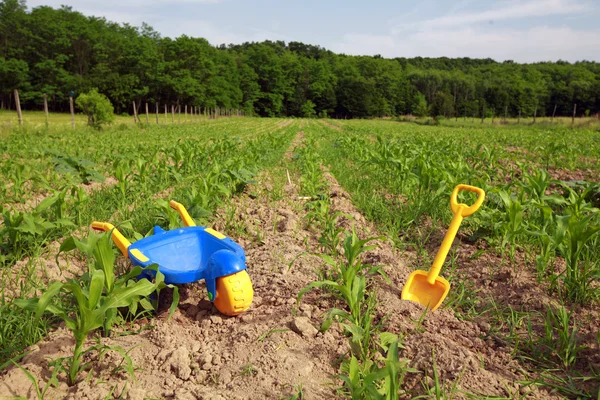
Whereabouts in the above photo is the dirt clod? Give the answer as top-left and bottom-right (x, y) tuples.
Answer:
(291, 316), (319, 338)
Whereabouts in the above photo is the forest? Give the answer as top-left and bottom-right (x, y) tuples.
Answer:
(1, 0), (600, 119)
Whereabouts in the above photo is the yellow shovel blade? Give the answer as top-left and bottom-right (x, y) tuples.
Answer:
(401, 270), (450, 311)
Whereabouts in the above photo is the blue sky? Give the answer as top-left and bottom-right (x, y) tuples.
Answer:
(26, 0), (600, 62)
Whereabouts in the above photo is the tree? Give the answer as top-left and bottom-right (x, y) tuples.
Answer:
(76, 89), (115, 128)
(413, 92), (429, 117)
(2, 3), (600, 119)
(301, 100), (316, 118)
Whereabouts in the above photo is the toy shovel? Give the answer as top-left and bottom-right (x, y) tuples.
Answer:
(401, 184), (485, 311)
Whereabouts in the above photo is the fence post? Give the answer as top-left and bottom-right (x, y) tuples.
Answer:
(132, 101), (138, 123)
(145, 102), (149, 123)
(178, 105), (181, 123)
(171, 105), (175, 123)
(69, 95), (75, 129)
(43, 93), (49, 125)
(551, 104), (557, 122)
(185, 105), (188, 122)
(156, 103), (159, 124)
(572, 104), (577, 126)
(14, 89), (23, 126)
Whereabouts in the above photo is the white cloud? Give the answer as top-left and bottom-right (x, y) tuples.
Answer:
(334, 0), (599, 62)
(420, 0), (588, 29)
(27, 0), (223, 7)
(333, 25), (600, 62)
(159, 19), (289, 45)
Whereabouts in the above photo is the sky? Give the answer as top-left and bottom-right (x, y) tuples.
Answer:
(25, 0), (600, 63)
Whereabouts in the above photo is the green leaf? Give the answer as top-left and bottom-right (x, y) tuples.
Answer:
(93, 233), (115, 292)
(88, 269), (105, 310)
(99, 278), (157, 310)
(34, 282), (64, 319)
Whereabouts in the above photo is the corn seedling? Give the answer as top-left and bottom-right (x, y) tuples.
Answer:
(16, 233), (179, 385)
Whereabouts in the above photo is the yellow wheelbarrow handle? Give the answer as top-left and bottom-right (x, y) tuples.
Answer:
(450, 184), (486, 217)
(91, 221), (131, 258)
(169, 200), (196, 227)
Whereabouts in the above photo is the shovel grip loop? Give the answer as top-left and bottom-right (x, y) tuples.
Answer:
(450, 184), (485, 217)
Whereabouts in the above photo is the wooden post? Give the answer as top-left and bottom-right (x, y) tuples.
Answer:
(572, 104), (577, 125)
(178, 105), (181, 123)
(69, 95), (75, 129)
(132, 101), (138, 123)
(185, 105), (188, 122)
(171, 105), (175, 123)
(481, 105), (485, 124)
(14, 89), (23, 126)
(145, 102), (149, 123)
(43, 93), (49, 125)
(164, 104), (167, 123)
(533, 106), (537, 124)
(156, 103), (159, 124)
(504, 106), (508, 122)
(551, 104), (557, 122)
(518, 109), (521, 124)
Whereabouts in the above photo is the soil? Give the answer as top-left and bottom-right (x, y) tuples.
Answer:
(319, 120), (342, 132)
(0, 130), (586, 399)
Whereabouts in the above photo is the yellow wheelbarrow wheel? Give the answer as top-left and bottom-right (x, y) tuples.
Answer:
(214, 270), (253, 316)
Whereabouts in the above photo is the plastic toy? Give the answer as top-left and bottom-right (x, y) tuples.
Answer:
(401, 184), (485, 311)
(92, 200), (253, 316)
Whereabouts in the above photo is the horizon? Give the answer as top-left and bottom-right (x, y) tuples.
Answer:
(24, 0), (600, 63)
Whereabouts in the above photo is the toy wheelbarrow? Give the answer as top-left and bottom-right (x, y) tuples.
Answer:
(402, 184), (485, 311)
(92, 200), (253, 316)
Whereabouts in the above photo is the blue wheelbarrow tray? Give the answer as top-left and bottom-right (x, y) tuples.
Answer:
(128, 225), (247, 301)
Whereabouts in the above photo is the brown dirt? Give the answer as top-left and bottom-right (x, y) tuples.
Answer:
(0, 131), (572, 399)
(320, 120), (342, 132)
(452, 242), (600, 387)
(2, 176), (118, 214)
(275, 119), (294, 129)
(547, 166), (598, 182)
(81, 176), (118, 195)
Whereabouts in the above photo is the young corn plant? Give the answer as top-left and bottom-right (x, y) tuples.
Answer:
(298, 230), (383, 357)
(552, 213), (600, 304)
(16, 232), (178, 385)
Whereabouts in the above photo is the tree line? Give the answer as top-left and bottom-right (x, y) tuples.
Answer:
(1, 0), (599, 119)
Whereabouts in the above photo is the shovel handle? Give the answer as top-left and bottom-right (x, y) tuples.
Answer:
(450, 184), (485, 217)
(427, 185), (485, 284)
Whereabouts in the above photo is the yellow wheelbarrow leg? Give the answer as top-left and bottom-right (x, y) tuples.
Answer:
(91, 222), (132, 258)
(169, 200), (196, 227)
(401, 184), (485, 311)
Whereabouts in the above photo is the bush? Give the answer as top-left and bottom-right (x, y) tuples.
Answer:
(301, 100), (317, 118)
(413, 92), (429, 117)
(75, 89), (115, 129)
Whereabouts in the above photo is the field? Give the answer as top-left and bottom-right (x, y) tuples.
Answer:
(0, 116), (599, 399)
